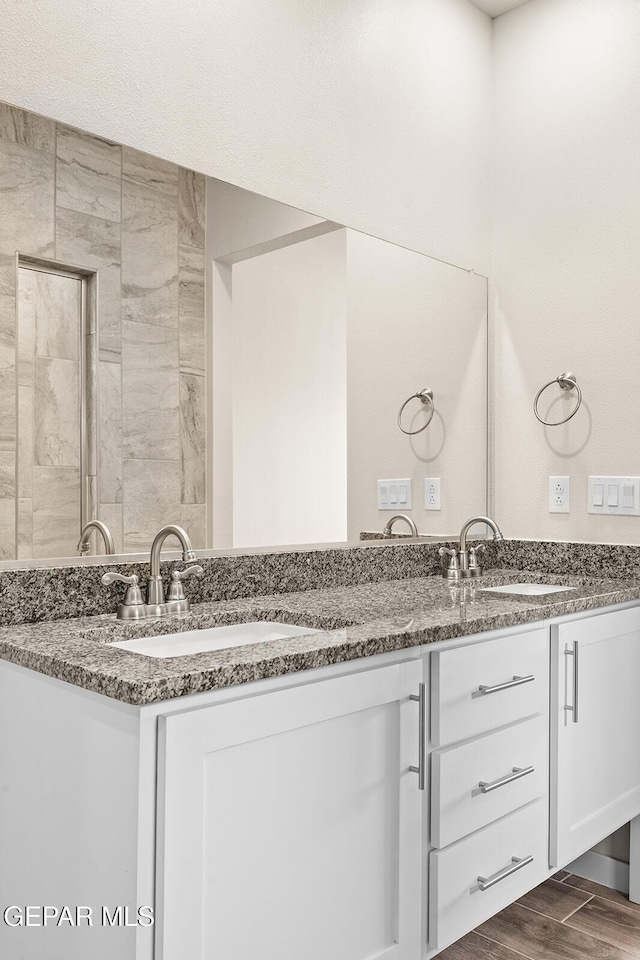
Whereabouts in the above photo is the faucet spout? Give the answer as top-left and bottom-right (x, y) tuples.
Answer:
(459, 515), (504, 554)
(78, 520), (116, 556)
(149, 525), (196, 579)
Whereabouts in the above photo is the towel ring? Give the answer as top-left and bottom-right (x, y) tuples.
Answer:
(533, 371), (582, 426)
(398, 388), (435, 435)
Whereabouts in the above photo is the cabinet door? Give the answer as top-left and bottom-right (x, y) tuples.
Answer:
(156, 661), (424, 960)
(551, 605), (640, 867)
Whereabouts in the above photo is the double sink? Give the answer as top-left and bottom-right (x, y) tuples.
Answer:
(108, 581), (576, 660)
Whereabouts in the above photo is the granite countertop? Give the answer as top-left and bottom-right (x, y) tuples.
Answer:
(1, 568), (639, 705)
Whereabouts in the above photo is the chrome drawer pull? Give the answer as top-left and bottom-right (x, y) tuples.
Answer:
(478, 855), (534, 891)
(477, 674), (534, 696)
(479, 766), (535, 794)
(409, 682), (426, 791)
(564, 641), (579, 723)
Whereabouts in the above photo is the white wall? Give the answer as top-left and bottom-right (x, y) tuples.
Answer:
(230, 230), (347, 548)
(347, 232), (487, 540)
(0, 0), (492, 274)
(491, 0), (640, 544)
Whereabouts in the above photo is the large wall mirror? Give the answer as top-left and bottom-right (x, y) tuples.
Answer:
(0, 98), (487, 565)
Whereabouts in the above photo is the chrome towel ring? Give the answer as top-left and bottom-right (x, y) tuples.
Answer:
(533, 371), (582, 426)
(398, 388), (435, 435)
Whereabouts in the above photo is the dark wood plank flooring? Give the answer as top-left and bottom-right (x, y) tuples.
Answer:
(439, 874), (640, 960)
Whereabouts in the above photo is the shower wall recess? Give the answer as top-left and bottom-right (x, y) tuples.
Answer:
(0, 101), (207, 560)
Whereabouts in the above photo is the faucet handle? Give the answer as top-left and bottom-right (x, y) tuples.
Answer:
(101, 572), (146, 617)
(167, 565), (204, 602)
(439, 546), (460, 572)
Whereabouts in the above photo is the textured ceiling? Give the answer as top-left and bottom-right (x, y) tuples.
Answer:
(471, 0), (531, 17)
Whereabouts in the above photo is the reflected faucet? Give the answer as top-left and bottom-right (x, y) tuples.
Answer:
(77, 520), (115, 556)
(439, 515), (503, 580)
(383, 514), (419, 538)
(146, 525), (197, 614)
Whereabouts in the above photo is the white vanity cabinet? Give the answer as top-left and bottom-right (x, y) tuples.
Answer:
(155, 659), (425, 960)
(551, 604), (640, 868)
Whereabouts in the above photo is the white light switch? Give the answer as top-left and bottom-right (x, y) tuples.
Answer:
(588, 477), (640, 516)
(378, 479), (412, 510)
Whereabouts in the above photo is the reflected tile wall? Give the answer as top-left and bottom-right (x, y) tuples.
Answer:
(32, 466), (81, 558)
(0, 104), (208, 559)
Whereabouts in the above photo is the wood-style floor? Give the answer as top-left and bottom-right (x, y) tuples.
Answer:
(439, 873), (640, 959)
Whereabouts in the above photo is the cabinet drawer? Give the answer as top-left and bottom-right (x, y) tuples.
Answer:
(431, 714), (548, 848)
(431, 627), (549, 746)
(429, 798), (548, 952)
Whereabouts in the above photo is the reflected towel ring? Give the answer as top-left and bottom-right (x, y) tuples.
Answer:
(533, 371), (582, 426)
(398, 389), (435, 435)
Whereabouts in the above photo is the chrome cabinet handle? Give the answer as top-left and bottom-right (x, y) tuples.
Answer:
(479, 766), (535, 794)
(564, 641), (579, 723)
(477, 674), (535, 696)
(478, 855), (534, 891)
(409, 682), (426, 791)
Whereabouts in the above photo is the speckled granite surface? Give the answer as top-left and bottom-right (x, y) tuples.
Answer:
(1, 568), (638, 705)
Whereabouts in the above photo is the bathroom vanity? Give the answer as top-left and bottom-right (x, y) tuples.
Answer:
(2, 556), (640, 960)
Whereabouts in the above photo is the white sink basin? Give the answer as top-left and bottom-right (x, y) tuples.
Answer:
(110, 621), (320, 659)
(481, 583), (577, 596)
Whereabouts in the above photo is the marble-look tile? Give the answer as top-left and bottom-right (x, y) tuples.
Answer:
(179, 168), (205, 249)
(122, 320), (179, 461)
(32, 465), (81, 558)
(86, 332), (98, 478)
(56, 125), (121, 223)
(180, 373), (206, 503)
(33, 270), (81, 360)
(98, 503), (123, 555)
(17, 268), (33, 386)
(17, 385), (33, 498)
(54, 207), (122, 361)
(179, 244), (205, 376)
(0, 497), (15, 560)
(0, 297), (16, 452)
(17, 497), (32, 559)
(0, 139), (55, 296)
(122, 146), (178, 196)
(33, 357), (80, 466)
(180, 502), (207, 549)
(122, 458), (181, 553)
(99, 359), (122, 503)
(0, 451), (15, 498)
(121, 179), (179, 329)
(0, 102), (55, 152)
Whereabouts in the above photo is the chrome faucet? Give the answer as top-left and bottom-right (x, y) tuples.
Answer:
(383, 514), (419, 538)
(439, 515), (504, 580)
(146, 525), (198, 615)
(78, 520), (115, 556)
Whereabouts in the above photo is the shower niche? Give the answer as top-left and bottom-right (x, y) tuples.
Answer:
(16, 257), (98, 559)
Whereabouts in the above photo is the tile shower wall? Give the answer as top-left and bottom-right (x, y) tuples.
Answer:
(0, 101), (206, 559)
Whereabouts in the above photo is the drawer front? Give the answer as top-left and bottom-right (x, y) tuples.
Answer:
(429, 798), (548, 952)
(431, 627), (549, 747)
(431, 714), (548, 848)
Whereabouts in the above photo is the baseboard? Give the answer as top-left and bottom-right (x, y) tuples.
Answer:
(566, 850), (630, 894)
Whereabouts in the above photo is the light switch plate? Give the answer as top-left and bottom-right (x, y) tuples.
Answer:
(588, 476), (640, 516)
(378, 478), (412, 510)
(549, 476), (570, 513)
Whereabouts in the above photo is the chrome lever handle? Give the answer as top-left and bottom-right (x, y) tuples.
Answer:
(478, 855), (534, 891)
(479, 766), (535, 794)
(409, 683), (426, 791)
(170, 564), (204, 581)
(477, 674), (535, 696)
(102, 572), (138, 586)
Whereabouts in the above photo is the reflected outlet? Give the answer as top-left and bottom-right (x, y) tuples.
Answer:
(549, 476), (570, 514)
(424, 478), (441, 511)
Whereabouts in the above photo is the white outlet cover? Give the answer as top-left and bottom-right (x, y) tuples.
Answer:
(424, 477), (441, 511)
(549, 476), (570, 514)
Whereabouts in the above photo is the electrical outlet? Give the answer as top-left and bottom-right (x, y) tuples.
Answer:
(549, 476), (570, 513)
(424, 478), (441, 511)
